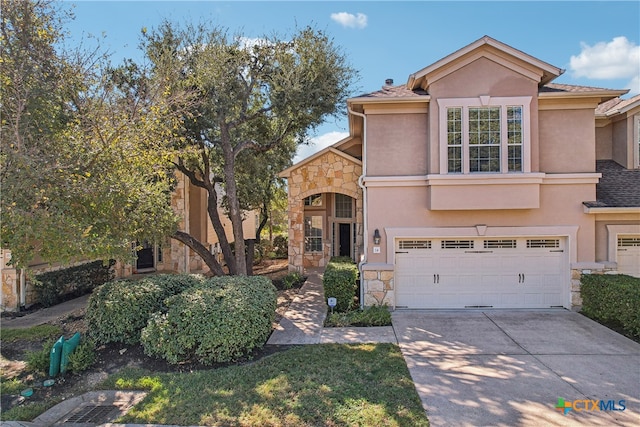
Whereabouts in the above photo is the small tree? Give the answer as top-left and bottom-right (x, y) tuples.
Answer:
(142, 22), (357, 275)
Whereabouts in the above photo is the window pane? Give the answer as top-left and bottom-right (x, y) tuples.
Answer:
(304, 216), (323, 252)
(304, 194), (322, 206)
(448, 146), (462, 173)
(507, 106), (523, 172)
(447, 108), (462, 173)
(508, 145), (522, 172)
(470, 145), (500, 172)
(469, 107), (500, 172)
(335, 194), (353, 218)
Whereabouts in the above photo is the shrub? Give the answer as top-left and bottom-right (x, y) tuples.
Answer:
(581, 274), (640, 338)
(280, 272), (305, 290)
(68, 339), (96, 373)
(325, 305), (392, 327)
(26, 338), (54, 374)
(86, 274), (204, 345)
(323, 257), (358, 312)
(273, 235), (288, 258)
(33, 260), (115, 307)
(141, 276), (277, 365)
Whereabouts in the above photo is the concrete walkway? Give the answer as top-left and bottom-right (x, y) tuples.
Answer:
(267, 268), (397, 345)
(1, 294), (90, 329)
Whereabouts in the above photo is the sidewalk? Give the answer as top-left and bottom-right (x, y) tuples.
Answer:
(1, 294), (90, 329)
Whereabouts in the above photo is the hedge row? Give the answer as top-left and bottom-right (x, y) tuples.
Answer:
(323, 257), (359, 312)
(141, 276), (276, 364)
(580, 274), (640, 338)
(33, 260), (115, 307)
(85, 274), (205, 344)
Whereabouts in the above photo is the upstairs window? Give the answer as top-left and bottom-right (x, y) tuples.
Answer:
(439, 97), (531, 174)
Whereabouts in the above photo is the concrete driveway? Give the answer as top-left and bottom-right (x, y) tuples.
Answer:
(392, 310), (640, 427)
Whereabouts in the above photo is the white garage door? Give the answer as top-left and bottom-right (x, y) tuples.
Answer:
(617, 235), (640, 278)
(395, 237), (567, 308)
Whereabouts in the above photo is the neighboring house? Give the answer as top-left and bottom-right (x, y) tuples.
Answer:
(1, 172), (257, 311)
(280, 36), (640, 310)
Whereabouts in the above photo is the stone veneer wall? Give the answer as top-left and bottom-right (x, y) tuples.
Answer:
(571, 265), (617, 310)
(286, 151), (363, 272)
(362, 266), (395, 307)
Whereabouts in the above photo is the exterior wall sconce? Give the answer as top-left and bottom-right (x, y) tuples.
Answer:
(373, 229), (381, 245)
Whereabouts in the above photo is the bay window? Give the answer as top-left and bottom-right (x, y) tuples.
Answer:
(439, 96), (531, 174)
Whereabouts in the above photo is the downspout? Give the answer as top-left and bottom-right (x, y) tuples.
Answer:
(349, 106), (367, 309)
(19, 268), (26, 308)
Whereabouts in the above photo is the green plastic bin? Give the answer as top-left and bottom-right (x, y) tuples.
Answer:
(60, 332), (81, 374)
(49, 336), (64, 377)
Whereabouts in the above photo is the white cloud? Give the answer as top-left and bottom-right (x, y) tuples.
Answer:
(626, 75), (640, 96)
(570, 36), (640, 80)
(330, 12), (368, 29)
(293, 131), (349, 164)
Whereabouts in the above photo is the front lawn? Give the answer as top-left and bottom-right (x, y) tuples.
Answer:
(102, 343), (429, 427)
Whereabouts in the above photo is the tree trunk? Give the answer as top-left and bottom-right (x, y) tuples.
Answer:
(171, 230), (225, 276)
(245, 239), (255, 276)
(221, 125), (247, 275)
(205, 186), (237, 275)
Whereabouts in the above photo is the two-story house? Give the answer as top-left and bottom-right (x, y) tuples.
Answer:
(280, 36), (640, 310)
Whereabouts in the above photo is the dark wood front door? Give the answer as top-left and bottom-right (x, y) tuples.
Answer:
(339, 223), (351, 258)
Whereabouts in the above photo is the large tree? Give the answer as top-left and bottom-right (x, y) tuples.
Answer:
(143, 22), (357, 276)
(0, 0), (187, 268)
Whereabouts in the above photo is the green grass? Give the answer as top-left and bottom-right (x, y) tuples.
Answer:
(1, 325), (62, 343)
(325, 305), (392, 327)
(0, 401), (55, 422)
(101, 343), (428, 426)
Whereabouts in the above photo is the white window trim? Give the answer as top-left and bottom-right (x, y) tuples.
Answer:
(438, 96), (532, 174)
(634, 114), (640, 169)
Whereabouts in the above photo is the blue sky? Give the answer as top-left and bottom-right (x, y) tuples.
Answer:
(64, 1), (640, 161)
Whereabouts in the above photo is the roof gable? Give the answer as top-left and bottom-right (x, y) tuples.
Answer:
(408, 36), (563, 91)
(279, 144), (361, 178)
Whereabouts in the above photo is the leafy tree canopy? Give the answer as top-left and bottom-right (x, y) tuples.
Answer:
(0, 0), (188, 267)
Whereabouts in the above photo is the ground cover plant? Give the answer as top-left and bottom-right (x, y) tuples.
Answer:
(101, 343), (429, 427)
(325, 305), (392, 327)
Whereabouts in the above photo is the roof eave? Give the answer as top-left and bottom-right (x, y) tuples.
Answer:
(539, 89), (628, 101)
(583, 205), (640, 214)
(347, 95), (431, 106)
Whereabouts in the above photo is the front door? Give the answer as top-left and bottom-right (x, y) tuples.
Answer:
(339, 223), (351, 258)
(136, 241), (155, 270)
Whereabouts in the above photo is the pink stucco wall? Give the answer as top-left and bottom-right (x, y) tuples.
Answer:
(539, 109), (596, 172)
(365, 182), (597, 264)
(366, 113), (428, 175)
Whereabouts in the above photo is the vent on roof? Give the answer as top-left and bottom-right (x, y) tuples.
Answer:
(385, 78), (394, 85)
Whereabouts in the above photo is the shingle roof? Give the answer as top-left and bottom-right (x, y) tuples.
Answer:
(586, 160), (640, 208)
(352, 85), (429, 100)
(539, 83), (622, 93)
(596, 93), (640, 116)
